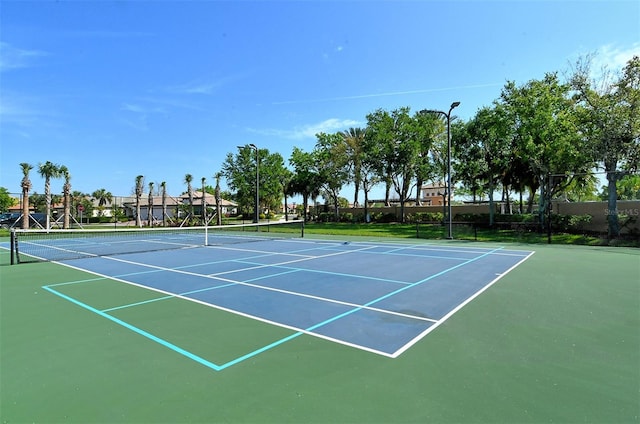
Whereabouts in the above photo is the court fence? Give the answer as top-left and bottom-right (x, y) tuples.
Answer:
(336, 200), (640, 235)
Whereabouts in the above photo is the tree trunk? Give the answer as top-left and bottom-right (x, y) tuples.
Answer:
(353, 180), (360, 208)
(135, 196), (142, 228)
(415, 178), (423, 206)
(22, 189), (30, 229)
(384, 179), (392, 206)
(63, 185), (71, 229)
(216, 188), (222, 226)
(519, 190), (523, 214)
(45, 178), (51, 230)
(606, 172), (620, 238)
(488, 179), (495, 226)
(364, 183), (370, 223)
(302, 195), (309, 222)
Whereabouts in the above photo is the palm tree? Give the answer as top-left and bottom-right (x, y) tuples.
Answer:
(60, 166), (71, 228)
(38, 161), (62, 230)
(19, 163), (33, 229)
(134, 175), (144, 228)
(201, 177), (207, 225)
(341, 127), (366, 207)
(91, 188), (113, 217)
(148, 182), (154, 226)
(214, 172), (222, 226)
(160, 181), (167, 227)
(279, 168), (293, 221)
(184, 173), (194, 221)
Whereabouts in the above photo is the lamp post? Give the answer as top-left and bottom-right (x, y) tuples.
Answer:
(424, 101), (460, 239)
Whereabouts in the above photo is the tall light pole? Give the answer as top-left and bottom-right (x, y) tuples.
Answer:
(238, 144), (259, 223)
(424, 101), (460, 239)
(249, 143), (259, 223)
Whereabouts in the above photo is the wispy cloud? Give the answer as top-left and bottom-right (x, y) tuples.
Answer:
(119, 102), (168, 131)
(248, 118), (362, 140)
(119, 96), (208, 131)
(272, 83), (502, 106)
(121, 102), (166, 114)
(593, 42), (640, 72)
(60, 29), (155, 38)
(0, 42), (48, 72)
(571, 42), (640, 80)
(166, 72), (251, 95)
(0, 92), (60, 138)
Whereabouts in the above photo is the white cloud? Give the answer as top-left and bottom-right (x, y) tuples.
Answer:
(573, 42), (640, 80)
(272, 83), (502, 106)
(121, 102), (166, 114)
(247, 118), (362, 140)
(166, 72), (251, 95)
(595, 43), (640, 71)
(0, 42), (48, 72)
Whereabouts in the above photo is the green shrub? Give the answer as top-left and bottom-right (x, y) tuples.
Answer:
(568, 214), (592, 232)
(339, 212), (353, 222)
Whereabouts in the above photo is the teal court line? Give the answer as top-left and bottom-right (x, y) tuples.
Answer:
(41, 244), (507, 371)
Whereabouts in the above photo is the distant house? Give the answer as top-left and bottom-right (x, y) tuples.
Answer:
(119, 191), (237, 223)
(180, 191), (238, 217)
(15, 192), (237, 225)
(420, 182), (451, 206)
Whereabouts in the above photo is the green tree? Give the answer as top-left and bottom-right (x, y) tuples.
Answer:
(20, 163), (34, 229)
(599, 174), (640, 200)
(353, 126), (387, 221)
(571, 55), (640, 237)
(365, 107), (427, 222)
(413, 111), (444, 206)
(365, 108), (398, 206)
(314, 132), (350, 220)
(279, 168), (293, 221)
(222, 148), (256, 218)
(29, 193), (46, 214)
(452, 119), (487, 203)
(223, 146), (287, 219)
(258, 151), (288, 216)
(500, 73), (590, 224)
(0, 187), (17, 212)
(289, 147), (322, 222)
(340, 127), (366, 207)
(38, 161), (62, 230)
(464, 105), (513, 225)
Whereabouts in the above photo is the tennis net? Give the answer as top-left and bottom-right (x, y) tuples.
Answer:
(10, 220), (304, 264)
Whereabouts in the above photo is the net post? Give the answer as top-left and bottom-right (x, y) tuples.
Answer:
(10, 229), (15, 265)
(204, 225), (209, 246)
(301, 220), (304, 238)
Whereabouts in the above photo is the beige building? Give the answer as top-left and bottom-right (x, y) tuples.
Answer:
(420, 182), (450, 206)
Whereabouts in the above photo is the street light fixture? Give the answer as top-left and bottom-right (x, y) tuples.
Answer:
(424, 101), (460, 239)
(238, 144), (259, 223)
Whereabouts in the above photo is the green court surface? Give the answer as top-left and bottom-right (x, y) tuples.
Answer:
(1, 239), (638, 423)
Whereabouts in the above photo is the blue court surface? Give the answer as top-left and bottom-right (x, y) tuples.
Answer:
(11, 236), (534, 370)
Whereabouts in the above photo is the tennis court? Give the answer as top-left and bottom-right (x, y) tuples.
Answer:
(1, 226), (638, 423)
(7, 223), (533, 368)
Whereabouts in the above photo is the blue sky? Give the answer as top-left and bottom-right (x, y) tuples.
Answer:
(1, 0), (638, 202)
